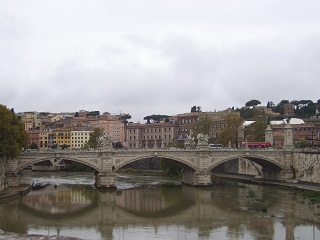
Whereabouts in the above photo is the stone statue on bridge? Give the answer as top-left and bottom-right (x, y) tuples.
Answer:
(196, 133), (209, 149)
(184, 134), (195, 149)
(97, 132), (114, 151)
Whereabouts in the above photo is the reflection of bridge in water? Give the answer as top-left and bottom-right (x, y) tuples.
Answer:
(1, 183), (319, 239)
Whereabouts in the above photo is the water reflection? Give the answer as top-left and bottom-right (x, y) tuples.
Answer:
(0, 173), (320, 240)
(21, 184), (98, 215)
(115, 185), (194, 218)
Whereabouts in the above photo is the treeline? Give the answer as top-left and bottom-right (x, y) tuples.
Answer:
(269, 99), (320, 118)
(237, 99), (320, 120)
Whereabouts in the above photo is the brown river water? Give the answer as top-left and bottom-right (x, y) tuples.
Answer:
(0, 171), (320, 240)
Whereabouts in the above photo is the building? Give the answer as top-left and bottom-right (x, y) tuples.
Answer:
(125, 122), (178, 149)
(270, 118), (315, 148)
(302, 118), (320, 147)
(71, 130), (91, 149)
(26, 129), (40, 149)
(89, 119), (126, 144)
(54, 129), (72, 148)
(283, 103), (294, 117)
(175, 109), (238, 144)
(125, 109), (237, 149)
(39, 130), (49, 150)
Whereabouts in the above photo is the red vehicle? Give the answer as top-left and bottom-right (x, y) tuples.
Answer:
(244, 142), (272, 148)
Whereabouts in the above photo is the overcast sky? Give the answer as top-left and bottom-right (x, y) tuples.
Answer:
(1, 1), (319, 122)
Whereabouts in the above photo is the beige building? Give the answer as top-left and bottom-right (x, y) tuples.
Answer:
(126, 122), (178, 149)
(175, 109), (238, 143)
(71, 130), (91, 149)
(125, 109), (238, 149)
(18, 111), (41, 130)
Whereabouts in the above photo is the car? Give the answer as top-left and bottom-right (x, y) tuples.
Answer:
(208, 144), (224, 149)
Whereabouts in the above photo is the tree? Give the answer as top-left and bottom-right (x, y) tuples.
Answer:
(87, 128), (104, 149)
(160, 159), (182, 176)
(143, 114), (170, 123)
(245, 99), (261, 108)
(244, 118), (267, 142)
(216, 112), (243, 148)
(191, 106), (201, 113)
(113, 141), (123, 149)
(119, 114), (132, 123)
(237, 108), (261, 120)
(74, 112), (79, 117)
(61, 144), (69, 149)
(0, 104), (28, 159)
(30, 143), (38, 150)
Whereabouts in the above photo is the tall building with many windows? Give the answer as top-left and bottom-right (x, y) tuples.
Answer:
(125, 122), (178, 149)
(71, 130), (91, 149)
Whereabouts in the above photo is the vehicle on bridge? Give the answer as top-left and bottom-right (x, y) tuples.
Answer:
(244, 142), (272, 148)
(208, 144), (224, 149)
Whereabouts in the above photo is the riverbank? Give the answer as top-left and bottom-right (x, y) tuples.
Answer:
(212, 173), (320, 193)
(0, 179), (32, 205)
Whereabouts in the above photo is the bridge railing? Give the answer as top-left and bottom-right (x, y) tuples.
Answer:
(21, 147), (286, 155)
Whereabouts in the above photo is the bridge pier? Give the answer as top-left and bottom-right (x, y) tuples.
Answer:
(182, 170), (212, 186)
(5, 171), (22, 187)
(94, 172), (116, 189)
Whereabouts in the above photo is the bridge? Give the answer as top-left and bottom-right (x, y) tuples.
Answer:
(5, 125), (320, 188)
(6, 147), (315, 188)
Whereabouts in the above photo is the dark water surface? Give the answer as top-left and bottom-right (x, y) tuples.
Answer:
(1, 171), (320, 240)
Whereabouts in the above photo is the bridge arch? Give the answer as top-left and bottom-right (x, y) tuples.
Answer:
(209, 154), (284, 172)
(15, 157), (101, 174)
(115, 153), (197, 172)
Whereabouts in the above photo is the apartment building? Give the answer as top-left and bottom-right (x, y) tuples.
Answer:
(39, 130), (49, 150)
(71, 130), (91, 149)
(304, 118), (320, 146)
(54, 129), (72, 148)
(270, 119), (316, 148)
(126, 122), (178, 149)
(89, 119), (125, 144)
(125, 109), (238, 149)
(26, 129), (40, 149)
(175, 109), (237, 143)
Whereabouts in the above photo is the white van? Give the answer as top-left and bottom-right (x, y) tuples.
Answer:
(208, 144), (224, 149)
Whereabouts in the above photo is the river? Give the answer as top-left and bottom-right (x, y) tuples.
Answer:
(0, 171), (320, 240)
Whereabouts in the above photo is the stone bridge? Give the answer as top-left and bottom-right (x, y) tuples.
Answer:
(5, 148), (312, 188)
(5, 124), (320, 188)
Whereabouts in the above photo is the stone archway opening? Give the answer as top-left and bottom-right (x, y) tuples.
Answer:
(211, 156), (284, 181)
